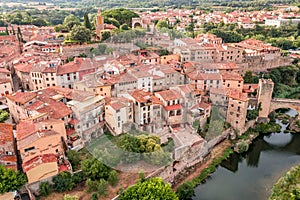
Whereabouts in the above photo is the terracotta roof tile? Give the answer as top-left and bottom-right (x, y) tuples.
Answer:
(0, 123), (13, 142)
(6, 92), (37, 104)
(155, 90), (183, 101)
(22, 153), (57, 173)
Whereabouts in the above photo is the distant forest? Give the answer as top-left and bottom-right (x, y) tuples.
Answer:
(0, 0), (299, 10)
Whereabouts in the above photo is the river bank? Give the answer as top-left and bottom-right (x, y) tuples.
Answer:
(192, 109), (300, 200)
(173, 139), (232, 190)
(269, 164), (300, 200)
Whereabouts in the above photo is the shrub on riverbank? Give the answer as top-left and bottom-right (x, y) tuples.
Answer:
(255, 122), (281, 134)
(269, 165), (300, 200)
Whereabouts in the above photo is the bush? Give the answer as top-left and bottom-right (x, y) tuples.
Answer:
(53, 172), (75, 192)
(108, 170), (118, 186)
(67, 150), (81, 171)
(97, 179), (108, 197)
(176, 181), (195, 200)
(270, 165), (300, 200)
(237, 141), (249, 153)
(0, 110), (9, 122)
(90, 192), (98, 200)
(72, 171), (85, 184)
(39, 181), (51, 197)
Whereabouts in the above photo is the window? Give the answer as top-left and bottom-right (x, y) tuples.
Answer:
(25, 146), (35, 152)
(118, 116), (121, 121)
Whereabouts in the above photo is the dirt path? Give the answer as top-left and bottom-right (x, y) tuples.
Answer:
(173, 140), (232, 190)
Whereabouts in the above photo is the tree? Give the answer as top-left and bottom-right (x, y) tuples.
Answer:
(39, 181), (51, 197)
(32, 18), (47, 27)
(83, 13), (92, 30)
(156, 20), (169, 29)
(17, 27), (23, 43)
(54, 24), (68, 33)
(243, 71), (257, 84)
(119, 177), (178, 200)
(63, 14), (81, 31)
(97, 179), (108, 197)
(101, 30), (111, 42)
(70, 25), (91, 43)
(120, 24), (129, 31)
(108, 170), (118, 186)
(0, 110), (9, 122)
(102, 8), (139, 26)
(5, 27), (9, 35)
(104, 18), (120, 28)
(53, 172), (75, 193)
(67, 150), (81, 171)
(81, 158), (110, 181)
(0, 165), (27, 194)
(176, 181), (195, 200)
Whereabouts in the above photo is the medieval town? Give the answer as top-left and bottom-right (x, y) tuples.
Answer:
(1, 3), (300, 200)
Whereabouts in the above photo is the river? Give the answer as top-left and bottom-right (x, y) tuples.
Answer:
(193, 109), (300, 200)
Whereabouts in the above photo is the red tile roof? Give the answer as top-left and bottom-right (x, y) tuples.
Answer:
(1, 155), (17, 163)
(165, 104), (182, 111)
(22, 153), (57, 173)
(155, 89), (183, 101)
(6, 91), (37, 104)
(57, 57), (97, 75)
(131, 90), (152, 103)
(221, 72), (243, 81)
(0, 123), (13, 142)
(16, 120), (36, 140)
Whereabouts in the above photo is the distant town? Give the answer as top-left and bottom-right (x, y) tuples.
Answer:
(0, 3), (300, 200)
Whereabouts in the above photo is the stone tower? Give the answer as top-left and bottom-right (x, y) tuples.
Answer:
(257, 79), (274, 119)
(96, 9), (104, 39)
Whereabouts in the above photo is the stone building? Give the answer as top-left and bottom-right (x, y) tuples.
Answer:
(226, 90), (248, 133)
(104, 97), (134, 136)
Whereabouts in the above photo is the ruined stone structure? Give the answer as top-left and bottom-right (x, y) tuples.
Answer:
(257, 79), (300, 120)
(257, 79), (274, 119)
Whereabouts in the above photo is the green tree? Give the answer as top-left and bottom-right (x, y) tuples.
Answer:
(81, 158), (110, 181)
(32, 18), (47, 27)
(176, 181), (195, 200)
(5, 27), (9, 35)
(156, 20), (169, 29)
(86, 178), (98, 193)
(97, 179), (108, 197)
(102, 8), (139, 26)
(52, 172), (75, 193)
(67, 150), (81, 171)
(39, 181), (51, 197)
(108, 170), (118, 186)
(70, 25), (91, 43)
(101, 30), (111, 42)
(104, 18), (120, 28)
(54, 24), (68, 33)
(120, 24), (129, 31)
(17, 27), (23, 43)
(0, 110), (9, 122)
(83, 13), (92, 30)
(119, 177), (178, 200)
(63, 14), (81, 31)
(0, 165), (27, 194)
